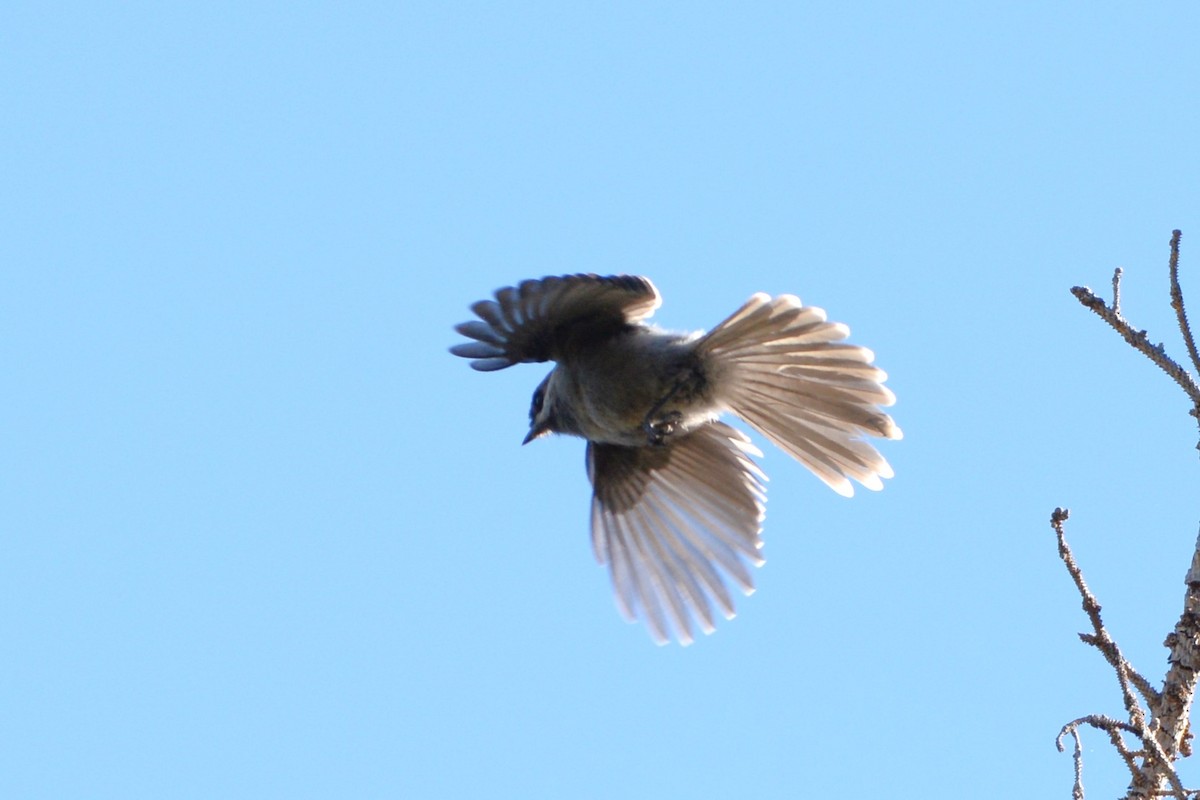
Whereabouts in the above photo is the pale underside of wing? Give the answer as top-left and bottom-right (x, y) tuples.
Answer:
(587, 421), (767, 645)
(450, 274), (661, 370)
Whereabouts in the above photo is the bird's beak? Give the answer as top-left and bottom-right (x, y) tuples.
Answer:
(523, 420), (552, 445)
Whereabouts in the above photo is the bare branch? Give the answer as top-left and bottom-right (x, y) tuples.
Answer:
(1114, 266), (1124, 317)
(1052, 509), (1195, 798)
(1058, 724), (1085, 800)
(1168, 231), (1200, 379)
(1057, 714), (1143, 787)
(1072, 233), (1200, 456)
(1070, 285), (1200, 406)
(1053, 509), (1157, 715)
(1076, 633), (1162, 708)
(1057, 232), (1200, 798)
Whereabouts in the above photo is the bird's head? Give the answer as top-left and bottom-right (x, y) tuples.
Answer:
(523, 371), (559, 445)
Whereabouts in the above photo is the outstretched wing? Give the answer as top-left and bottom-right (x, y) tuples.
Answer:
(451, 274), (661, 371)
(587, 422), (767, 645)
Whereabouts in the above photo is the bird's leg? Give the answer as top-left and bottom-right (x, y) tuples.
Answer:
(642, 357), (709, 446)
(643, 379), (687, 446)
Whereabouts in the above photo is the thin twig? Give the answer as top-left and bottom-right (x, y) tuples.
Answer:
(1168, 231), (1200, 378)
(1091, 633), (1160, 707)
(1074, 232), (1200, 453)
(1057, 714), (1143, 785)
(1071, 285), (1200, 406)
(1053, 509), (1155, 717)
(1114, 266), (1124, 317)
(1078, 633), (1162, 708)
(1061, 725), (1085, 800)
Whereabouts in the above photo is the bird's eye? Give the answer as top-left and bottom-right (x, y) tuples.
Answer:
(529, 388), (545, 422)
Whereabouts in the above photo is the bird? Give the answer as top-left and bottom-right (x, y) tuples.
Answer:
(451, 274), (901, 644)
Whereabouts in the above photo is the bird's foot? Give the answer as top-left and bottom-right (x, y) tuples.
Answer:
(644, 410), (683, 446)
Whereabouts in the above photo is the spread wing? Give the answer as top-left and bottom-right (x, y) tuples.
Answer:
(587, 422), (767, 645)
(450, 274), (661, 371)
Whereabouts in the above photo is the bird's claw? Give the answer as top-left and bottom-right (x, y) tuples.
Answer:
(644, 410), (683, 446)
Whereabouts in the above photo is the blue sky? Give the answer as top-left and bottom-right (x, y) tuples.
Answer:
(3, 2), (1200, 797)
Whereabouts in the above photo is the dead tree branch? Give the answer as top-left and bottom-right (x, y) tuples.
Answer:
(1055, 231), (1200, 799)
(1052, 509), (1158, 715)
(1169, 231), (1200, 381)
(1071, 230), (1200, 448)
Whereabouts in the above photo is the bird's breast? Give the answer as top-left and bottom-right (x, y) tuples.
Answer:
(562, 333), (718, 446)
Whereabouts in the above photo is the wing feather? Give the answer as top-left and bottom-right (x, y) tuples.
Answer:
(588, 422), (766, 645)
(451, 274), (661, 370)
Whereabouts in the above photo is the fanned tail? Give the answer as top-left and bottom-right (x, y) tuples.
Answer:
(696, 293), (902, 497)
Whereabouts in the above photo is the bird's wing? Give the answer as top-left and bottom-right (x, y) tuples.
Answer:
(587, 422), (767, 645)
(450, 274), (661, 371)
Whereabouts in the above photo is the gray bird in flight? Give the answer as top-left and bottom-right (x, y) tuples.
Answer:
(452, 274), (900, 644)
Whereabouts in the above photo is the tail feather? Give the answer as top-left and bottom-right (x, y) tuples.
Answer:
(739, 370), (896, 425)
(698, 293), (901, 496)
